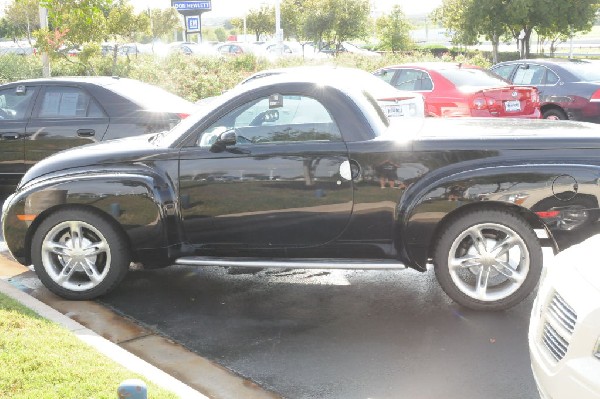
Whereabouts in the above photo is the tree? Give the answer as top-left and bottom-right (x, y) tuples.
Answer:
(302, 0), (337, 47)
(376, 5), (412, 52)
(147, 7), (180, 43)
(281, 0), (305, 40)
(4, 0), (40, 44)
(246, 5), (275, 41)
(37, 0), (112, 51)
(106, 2), (150, 72)
(331, 0), (370, 48)
(432, 0), (600, 60)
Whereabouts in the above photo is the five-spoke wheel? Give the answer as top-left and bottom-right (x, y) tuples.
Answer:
(434, 209), (542, 310)
(32, 208), (130, 300)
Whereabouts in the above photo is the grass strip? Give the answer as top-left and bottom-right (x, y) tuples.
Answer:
(0, 293), (179, 399)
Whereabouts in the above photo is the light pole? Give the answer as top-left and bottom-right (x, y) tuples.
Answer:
(275, 0), (283, 55)
(38, 5), (50, 78)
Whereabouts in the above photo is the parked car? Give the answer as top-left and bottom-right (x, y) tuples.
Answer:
(215, 42), (263, 56)
(373, 62), (541, 118)
(238, 66), (425, 118)
(491, 58), (600, 122)
(319, 41), (380, 57)
(0, 77), (196, 200)
(529, 234), (600, 399)
(168, 41), (219, 57)
(262, 41), (328, 60)
(3, 68), (600, 310)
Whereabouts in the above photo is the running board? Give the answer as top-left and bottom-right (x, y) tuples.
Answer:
(174, 257), (407, 270)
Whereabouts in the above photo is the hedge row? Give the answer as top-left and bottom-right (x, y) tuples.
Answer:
(0, 50), (493, 102)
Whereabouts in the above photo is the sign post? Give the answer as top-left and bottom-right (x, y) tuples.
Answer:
(171, 1), (212, 43)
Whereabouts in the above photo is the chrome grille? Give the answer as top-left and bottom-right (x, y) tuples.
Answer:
(547, 293), (577, 333)
(542, 323), (568, 361)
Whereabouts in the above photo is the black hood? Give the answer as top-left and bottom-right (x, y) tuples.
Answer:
(20, 133), (169, 188)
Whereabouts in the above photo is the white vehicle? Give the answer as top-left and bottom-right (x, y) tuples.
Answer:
(238, 66), (425, 118)
(529, 234), (600, 399)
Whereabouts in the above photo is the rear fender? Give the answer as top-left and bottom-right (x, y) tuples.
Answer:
(3, 170), (179, 265)
(397, 164), (600, 269)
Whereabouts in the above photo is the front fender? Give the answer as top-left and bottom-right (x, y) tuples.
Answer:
(398, 164), (600, 269)
(2, 168), (178, 266)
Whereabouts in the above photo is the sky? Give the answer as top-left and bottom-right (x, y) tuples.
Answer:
(131, 0), (443, 18)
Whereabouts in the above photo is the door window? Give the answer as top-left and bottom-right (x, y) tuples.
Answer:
(394, 69), (433, 91)
(491, 65), (517, 81)
(38, 86), (105, 118)
(513, 65), (547, 85)
(196, 94), (342, 147)
(0, 85), (36, 120)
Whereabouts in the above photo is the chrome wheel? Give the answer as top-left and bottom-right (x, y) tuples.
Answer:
(40, 220), (112, 292)
(434, 209), (542, 310)
(447, 222), (529, 303)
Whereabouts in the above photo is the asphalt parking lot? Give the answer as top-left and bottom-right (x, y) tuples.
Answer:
(97, 265), (540, 399)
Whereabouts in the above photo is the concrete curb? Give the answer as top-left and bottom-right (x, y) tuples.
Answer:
(0, 266), (208, 399)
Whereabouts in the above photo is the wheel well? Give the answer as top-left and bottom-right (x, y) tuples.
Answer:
(426, 201), (550, 261)
(540, 104), (566, 117)
(23, 204), (132, 265)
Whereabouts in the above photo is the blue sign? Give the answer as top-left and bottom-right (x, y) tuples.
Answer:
(186, 15), (200, 32)
(173, 1), (211, 11)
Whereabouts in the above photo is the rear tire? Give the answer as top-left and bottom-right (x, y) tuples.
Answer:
(31, 208), (130, 300)
(433, 209), (542, 311)
(542, 108), (567, 120)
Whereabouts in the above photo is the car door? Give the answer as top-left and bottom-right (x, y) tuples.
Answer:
(387, 68), (437, 115)
(25, 84), (110, 166)
(178, 89), (353, 252)
(0, 84), (38, 199)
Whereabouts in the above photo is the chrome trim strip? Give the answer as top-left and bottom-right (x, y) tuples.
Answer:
(175, 257), (407, 270)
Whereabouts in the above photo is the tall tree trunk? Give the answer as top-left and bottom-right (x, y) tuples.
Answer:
(491, 32), (499, 64)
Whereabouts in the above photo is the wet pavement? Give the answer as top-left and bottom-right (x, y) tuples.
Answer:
(97, 265), (539, 399)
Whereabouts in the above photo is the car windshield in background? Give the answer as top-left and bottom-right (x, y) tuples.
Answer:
(103, 79), (193, 110)
(561, 62), (600, 82)
(438, 68), (510, 89)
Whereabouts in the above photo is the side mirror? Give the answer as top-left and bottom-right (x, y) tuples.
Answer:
(210, 128), (237, 152)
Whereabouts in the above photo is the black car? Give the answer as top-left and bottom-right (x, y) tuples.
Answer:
(4, 68), (600, 311)
(0, 76), (196, 199)
(491, 58), (600, 121)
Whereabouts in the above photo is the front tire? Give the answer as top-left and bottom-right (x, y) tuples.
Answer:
(433, 209), (542, 311)
(31, 208), (130, 300)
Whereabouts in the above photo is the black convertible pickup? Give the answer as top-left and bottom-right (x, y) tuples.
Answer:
(3, 68), (600, 310)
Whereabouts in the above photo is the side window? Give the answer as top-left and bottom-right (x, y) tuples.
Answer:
(196, 94), (341, 147)
(0, 85), (36, 120)
(38, 86), (106, 118)
(513, 65), (546, 85)
(374, 69), (395, 85)
(394, 69), (432, 91)
(491, 65), (516, 81)
(545, 69), (559, 85)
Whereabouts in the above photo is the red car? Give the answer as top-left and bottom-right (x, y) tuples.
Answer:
(373, 62), (540, 118)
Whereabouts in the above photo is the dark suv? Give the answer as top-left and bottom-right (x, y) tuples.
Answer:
(0, 76), (195, 199)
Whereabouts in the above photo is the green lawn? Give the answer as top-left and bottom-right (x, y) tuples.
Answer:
(0, 293), (179, 399)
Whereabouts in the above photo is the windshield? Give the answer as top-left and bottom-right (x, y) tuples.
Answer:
(561, 62), (600, 82)
(437, 68), (509, 88)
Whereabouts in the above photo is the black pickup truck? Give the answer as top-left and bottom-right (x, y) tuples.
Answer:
(3, 68), (600, 310)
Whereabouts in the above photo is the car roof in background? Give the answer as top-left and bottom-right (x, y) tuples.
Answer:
(379, 62), (481, 70)
(237, 66), (418, 99)
(4, 76), (195, 111)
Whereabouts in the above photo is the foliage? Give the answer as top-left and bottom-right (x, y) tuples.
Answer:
(432, 0), (600, 59)
(0, 293), (178, 399)
(3, 0), (39, 43)
(376, 5), (413, 52)
(146, 7), (181, 43)
(244, 5), (276, 41)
